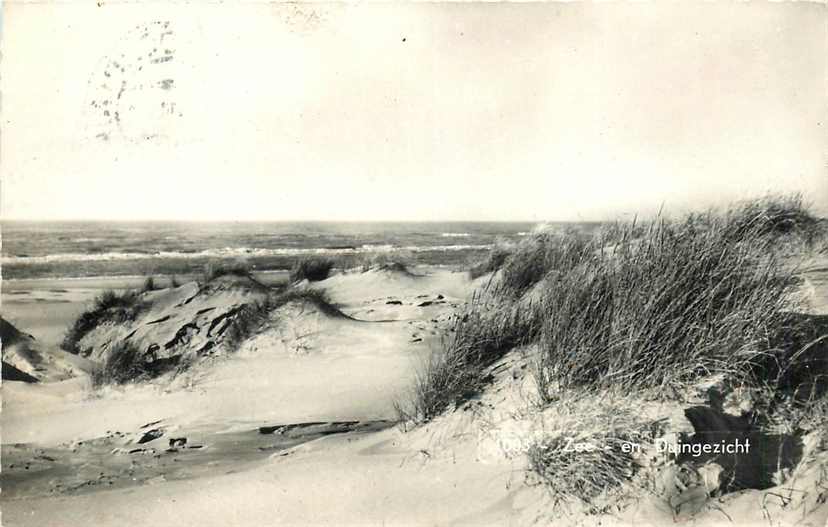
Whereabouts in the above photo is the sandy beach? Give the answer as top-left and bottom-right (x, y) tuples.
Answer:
(2, 251), (828, 526)
(2, 266), (536, 525)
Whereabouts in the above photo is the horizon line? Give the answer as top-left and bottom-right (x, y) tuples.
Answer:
(0, 217), (605, 224)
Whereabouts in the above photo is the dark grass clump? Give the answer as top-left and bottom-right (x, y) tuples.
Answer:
(202, 262), (254, 283)
(528, 199), (824, 504)
(395, 292), (540, 423)
(91, 340), (154, 387)
(724, 194), (824, 245)
(469, 245), (513, 279)
(526, 394), (664, 511)
(141, 276), (158, 293)
(745, 313), (828, 435)
(289, 256), (335, 283)
(394, 344), (474, 425)
(380, 260), (406, 273)
(497, 230), (594, 298)
(222, 302), (274, 352)
(358, 252), (414, 274)
(61, 290), (146, 355)
(532, 213), (803, 400)
(223, 287), (344, 352)
(274, 287), (344, 318)
(375, 261), (415, 276)
(759, 314), (828, 401)
(397, 194), (824, 426)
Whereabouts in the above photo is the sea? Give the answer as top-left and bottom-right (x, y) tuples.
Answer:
(0, 221), (573, 280)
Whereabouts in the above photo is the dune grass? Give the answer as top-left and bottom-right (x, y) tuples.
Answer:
(374, 261), (416, 276)
(395, 291), (540, 423)
(72, 268), (341, 380)
(222, 302), (274, 352)
(202, 261), (255, 283)
(468, 245), (513, 279)
(90, 340), (153, 387)
(276, 287), (343, 317)
(722, 193), (823, 244)
(223, 287), (342, 351)
(140, 273), (183, 293)
(497, 230), (593, 298)
(392, 194), (826, 507)
(393, 344), (472, 424)
(82, 285), (342, 385)
(359, 252), (415, 274)
(531, 217), (800, 399)
(398, 195), (823, 426)
(282, 252), (416, 277)
(141, 276), (158, 293)
(525, 393), (664, 510)
(289, 256), (335, 283)
(61, 290), (146, 355)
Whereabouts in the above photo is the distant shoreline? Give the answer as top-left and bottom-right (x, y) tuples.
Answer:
(1, 269), (290, 284)
(0, 220), (552, 280)
(1, 251), (488, 281)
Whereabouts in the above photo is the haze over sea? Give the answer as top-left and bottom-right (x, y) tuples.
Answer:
(0, 221), (600, 280)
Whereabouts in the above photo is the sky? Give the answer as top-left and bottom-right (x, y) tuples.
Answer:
(1, 1), (826, 222)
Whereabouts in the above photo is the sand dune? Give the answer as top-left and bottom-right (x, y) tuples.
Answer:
(1, 317), (96, 382)
(2, 263), (827, 526)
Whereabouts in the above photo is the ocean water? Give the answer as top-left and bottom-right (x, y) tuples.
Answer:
(0, 221), (571, 280)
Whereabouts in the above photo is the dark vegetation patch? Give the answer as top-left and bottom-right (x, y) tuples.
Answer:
(397, 194), (828, 507)
(188, 262), (270, 301)
(531, 218), (797, 397)
(526, 398), (664, 511)
(289, 256), (335, 283)
(401, 194), (826, 427)
(140, 276), (158, 293)
(375, 261), (416, 276)
(275, 288), (344, 318)
(468, 245), (513, 279)
(395, 292), (539, 423)
(498, 230), (592, 298)
(61, 290), (146, 355)
(222, 287), (344, 352)
(721, 194), (824, 244)
(351, 252), (414, 274)
(202, 262), (256, 283)
(91, 340), (161, 387)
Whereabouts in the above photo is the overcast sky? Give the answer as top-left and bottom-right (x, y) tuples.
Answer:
(2, 2), (826, 222)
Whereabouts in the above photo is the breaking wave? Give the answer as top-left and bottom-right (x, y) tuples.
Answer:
(2, 244), (494, 265)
